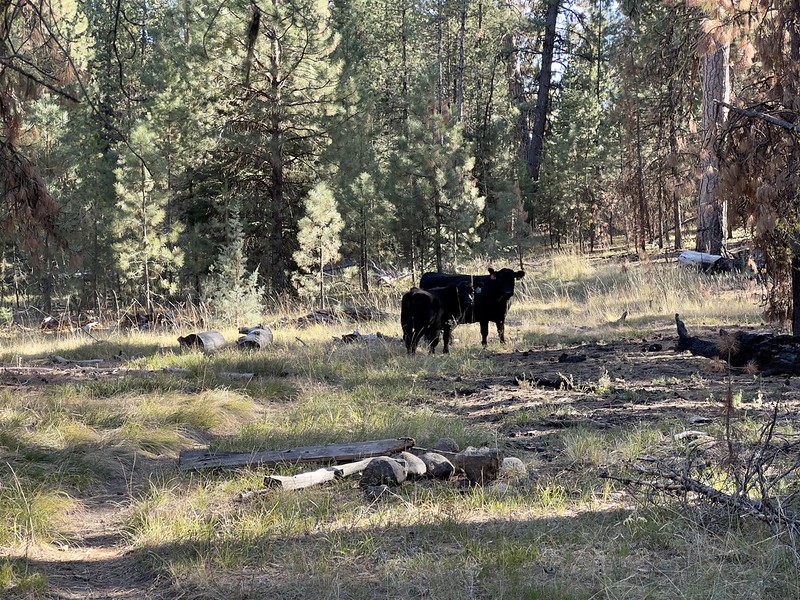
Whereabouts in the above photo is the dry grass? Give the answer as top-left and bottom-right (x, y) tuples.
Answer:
(2, 249), (799, 599)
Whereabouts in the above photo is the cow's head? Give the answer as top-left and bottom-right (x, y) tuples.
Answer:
(487, 267), (525, 301)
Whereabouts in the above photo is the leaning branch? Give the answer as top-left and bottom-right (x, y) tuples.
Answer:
(716, 99), (800, 133)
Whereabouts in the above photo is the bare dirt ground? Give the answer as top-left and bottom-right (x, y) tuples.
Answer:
(4, 319), (798, 599)
(426, 321), (800, 453)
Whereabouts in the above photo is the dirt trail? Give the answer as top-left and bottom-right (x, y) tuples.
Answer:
(9, 481), (176, 599)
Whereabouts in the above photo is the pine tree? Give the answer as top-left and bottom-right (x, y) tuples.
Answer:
(293, 183), (344, 308)
(203, 203), (264, 325)
(204, 0), (342, 296)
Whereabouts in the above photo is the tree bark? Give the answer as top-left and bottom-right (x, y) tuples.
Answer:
(268, 0), (288, 294)
(456, 0), (467, 121)
(696, 32), (730, 255)
(527, 0), (560, 182)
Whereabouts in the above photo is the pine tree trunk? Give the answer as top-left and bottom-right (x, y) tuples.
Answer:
(793, 251), (800, 336)
(669, 94), (682, 249)
(636, 111), (646, 251)
(268, 2), (287, 294)
(360, 206), (368, 292)
(456, 0), (467, 121)
(527, 0), (560, 182)
(696, 36), (730, 255)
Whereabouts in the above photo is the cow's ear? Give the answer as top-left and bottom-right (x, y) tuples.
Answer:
(488, 267), (496, 275)
(515, 270), (525, 279)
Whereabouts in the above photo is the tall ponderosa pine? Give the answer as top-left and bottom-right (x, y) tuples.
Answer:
(696, 11), (731, 255)
(213, 0), (341, 296)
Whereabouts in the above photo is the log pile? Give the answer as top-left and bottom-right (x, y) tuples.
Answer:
(177, 325), (274, 352)
(179, 437), (525, 501)
(177, 330), (227, 351)
(675, 313), (800, 375)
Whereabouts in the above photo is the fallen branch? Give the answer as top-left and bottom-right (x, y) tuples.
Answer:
(237, 458), (377, 498)
(51, 355), (105, 366)
(600, 469), (800, 534)
(675, 313), (800, 375)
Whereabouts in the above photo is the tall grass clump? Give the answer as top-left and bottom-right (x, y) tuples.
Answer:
(0, 467), (73, 547)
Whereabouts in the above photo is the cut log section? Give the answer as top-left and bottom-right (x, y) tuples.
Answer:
(179, 437), (415, 470)
(410, 446), (503, 484)
(236, 326), (273, 349)
(178, 331), (226, 351)
(675, 313), (800, 375)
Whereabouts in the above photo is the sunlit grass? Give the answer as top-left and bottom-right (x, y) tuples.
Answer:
(2, 248), (797, 599)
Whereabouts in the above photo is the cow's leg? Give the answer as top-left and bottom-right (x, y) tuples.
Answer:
(411, 327), (425, 354)
(442, 325), (452, 354)
(497, 320), (505, 344)
(427, 330), (440, 354)
(402, 323), (413, 354)
(480, 321), (489, 346)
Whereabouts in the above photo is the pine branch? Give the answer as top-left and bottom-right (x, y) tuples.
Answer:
(716, 99), (800, 133)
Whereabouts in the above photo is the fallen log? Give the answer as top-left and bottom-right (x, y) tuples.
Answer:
(410, 446), (503, 484)
(675, 313), (800, 375)
(264, 466), (338, 491)
(239, 457), (390, 497)
(678, 250), (746, 273)
(51, 355), (105, 367)
(179, 437), (415, 471)
(178, 331), (226, 351)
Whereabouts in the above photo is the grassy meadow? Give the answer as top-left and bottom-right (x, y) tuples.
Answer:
(2, 250), (798, 599)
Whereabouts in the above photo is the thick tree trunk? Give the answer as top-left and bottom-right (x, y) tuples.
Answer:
(696, 35), (730, 255)
(793, 251), (800, 336)
(268, 1), (288, 294)
(527, 0), (560, 182)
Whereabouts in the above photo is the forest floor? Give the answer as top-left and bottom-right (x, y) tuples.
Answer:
(2, 253), (799, 599)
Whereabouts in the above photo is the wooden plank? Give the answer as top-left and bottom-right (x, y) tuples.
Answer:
(179, 437), (415, 471)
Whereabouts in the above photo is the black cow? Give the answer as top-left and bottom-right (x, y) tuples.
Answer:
(401, 282), (477, 355)
(419, 267), (525, 346)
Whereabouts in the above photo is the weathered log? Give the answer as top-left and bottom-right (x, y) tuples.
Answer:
(264, 467), (337, 491)
(51, 355), (105, 366)
(359, 457), (408, 487)
(178, 331), (226, 351)
(332, 458), (374, 477)
(675, 313), (800, 375)
(237, 326), (273, 349)
(179, 437), (415, 470)
(238, 458), (377, 497)
(678, 250), (750, 273)
(410, 446), (503, 484)
(453, 447), (503, 484)
(678, 250), (724, 271)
